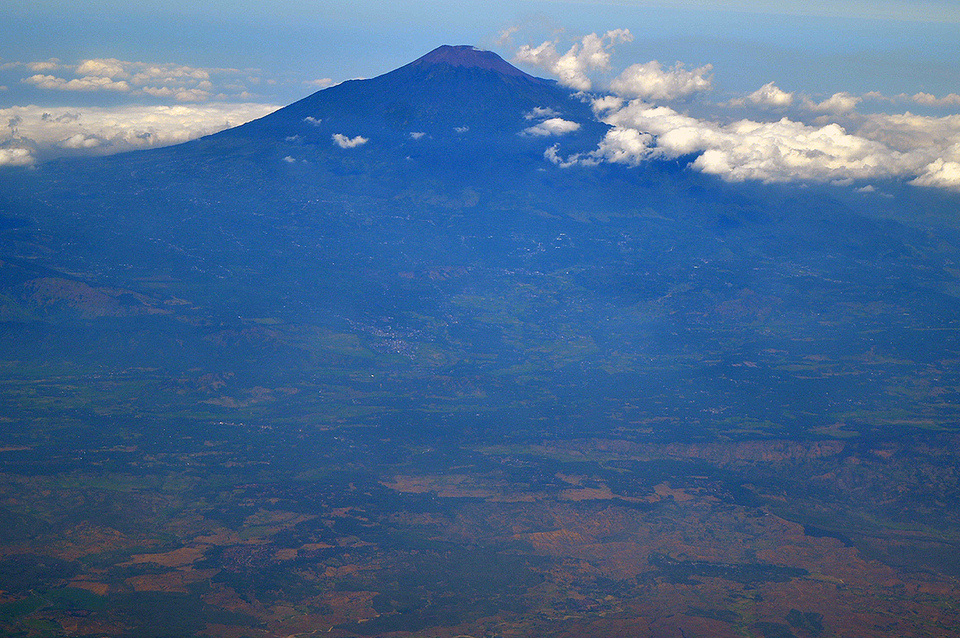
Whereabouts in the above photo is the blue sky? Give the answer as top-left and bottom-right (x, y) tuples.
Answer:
(6, 0), (959, 100)
(3, 0), (960, 189)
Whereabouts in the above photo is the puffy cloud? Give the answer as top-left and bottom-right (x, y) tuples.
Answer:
(686, 118), (903, 182)
(564, 98), (916, 184)
(802, 92), (861, 114)
(76, 58), (128, 78)
(58, 133), (104, 149)
(592, 127), (655, 165)
(409, 131), (426, 139)
(852, 112), (960, 152)
(0, 148), (34, 166)
(522, 117), (581, 136)
(129, 63), (211, 83)
(609, 61), (712, 101)
(27, 60), (61, 72)
(514, 29), (633, 91)
(23, 74), (131, 92)
(737, 81), (794, 108)
(332, 133), (368, 148)
(563, 93), (960, 189)
(13, 57), (256, 103)
(173, 88), (213, 102)
(305, 78), (334, 89)
(912, 158), (960, 188)
(140, 86), (212, 102)
(544, 144), (594, 168)
(0, 103), (279, 164)
(853, 112), (960, 187)
(544, 126), (654, 168)
(525, 106), (560, 120)
(591, 95), (624, 114)
(909, 92), (960, 107)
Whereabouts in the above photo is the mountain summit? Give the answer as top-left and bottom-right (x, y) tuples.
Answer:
(406, 44), (544, 81)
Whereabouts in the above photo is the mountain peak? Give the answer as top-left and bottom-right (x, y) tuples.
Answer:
(408, 45), (541, 81)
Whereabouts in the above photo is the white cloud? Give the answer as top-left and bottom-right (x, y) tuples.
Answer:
(912, 158), (960, 188)
(0, 103), (279, 163)
(58, 133), (103, 149)
(592, 95), (624, 114)
(544, 126), (654, 168)
(525, 106), (560, 120)
(728, 83), (857, 113)
(141, 86), (212, 102)
(863, 91), (893, 103)
(544, 144), (594, 168)
(737, 81), (794, 108)
(0, 148), (34, 166)
(496, 25), (520, 46)
(566, 95), (960, 189)
(514, 29), (633, 91)
(76, 58), (129, 78)
(14, 57), (256, 103)
(409, 131), (426, 139)
(129, 63), (211, 83)
(596, 100), (913, 182)
(522, 117), (581, 136)
(593, 127), (656, 165)
(802, 92), (861, 114)
(332, 133), (368, 148)
(909, 92), (960, 107)
(171, 88), (213, 102)
(687, 119), (904, 182)
(27, 60), (61, 72)
(305, 78), (334, 89)
(609, 60), (712, 101)
(23, 74), (132, 93)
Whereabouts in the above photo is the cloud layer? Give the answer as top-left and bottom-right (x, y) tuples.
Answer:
(8, 57), (261, 103)
(509, 29), (960, 190)
(579, 99), (960, 187)
(0, 103), (279, 165)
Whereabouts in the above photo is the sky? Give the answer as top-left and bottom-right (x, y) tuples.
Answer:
(3, 0), (960, 189)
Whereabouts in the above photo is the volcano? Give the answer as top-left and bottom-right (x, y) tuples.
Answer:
(1, 46), (960, 638)
(202, 43), (607, 166)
